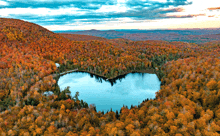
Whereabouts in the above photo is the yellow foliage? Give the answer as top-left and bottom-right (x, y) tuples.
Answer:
(0, 118), (3, 122)
(61, 104), (65, 111)
(166, 111), (175, 120)
(35, 128), (42, 135)
(117, 130), (125, 136)
(130, 131), (141, 136)
(115, 121), (125, 130)
(170, 126), (177, 134)
(137, 110), (144, 119)
(7, 129), (14, 136)
(108, 127), (118, 136)
(217, 81), (220, 89)
(88, 127), (96, 135)
(37, 103), (44, 108)
(47, 125), (57, 133)
(23, 132), (30, 136)
(175, 134), (183, 136)
(125, 124), (135, 135)
(206, 79), (217, 90)
(66, 131), (78, 136)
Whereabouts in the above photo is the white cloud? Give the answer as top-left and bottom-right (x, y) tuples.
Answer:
(190, 0), (220, 10)
(97, 4), (129, 13)
(96, 0), (129, 13)
(161, 0), (220, 20)
(177, 0), (220, 13)
(0, 7), (86, 17)
(117, 0), (126, 3)
(0, 0), (8, 6)
(150, 0), (167, 3)
(44, 14), (220, 31)
(6, 0), (75, 2)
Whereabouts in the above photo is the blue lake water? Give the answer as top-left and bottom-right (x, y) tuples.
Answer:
(58, 72), (161, 113)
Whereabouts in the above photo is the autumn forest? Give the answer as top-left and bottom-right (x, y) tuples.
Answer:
(0, 18), (220, 135)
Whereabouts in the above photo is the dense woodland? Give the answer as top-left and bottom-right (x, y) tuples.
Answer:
(0, 18), (220, 135)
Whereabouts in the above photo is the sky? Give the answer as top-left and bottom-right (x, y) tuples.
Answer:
(0, 0), (220, 30)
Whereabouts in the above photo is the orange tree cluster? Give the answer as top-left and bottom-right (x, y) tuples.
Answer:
(0, 47), (57, 111)
(0, 18), (66, 111)
(0, 18), (220, 135)
(57, 39), (197, 79)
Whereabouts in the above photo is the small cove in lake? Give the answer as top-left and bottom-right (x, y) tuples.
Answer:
(58, 71), (161, 113)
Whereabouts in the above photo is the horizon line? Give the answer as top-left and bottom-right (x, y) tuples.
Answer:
(52, 28), (220, 32)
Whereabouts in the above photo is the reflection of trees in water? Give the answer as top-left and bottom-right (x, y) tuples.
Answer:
(73, 71), (150, 86)
(89, 72), (127, 86)
(108, 74), (127, 86)
(131, 72), (145, 79)
(89, 72), (147, 86)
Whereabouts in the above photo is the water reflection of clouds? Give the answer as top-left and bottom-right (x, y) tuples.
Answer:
(58, 72), (87, 85)
(137, 74), (160, 90)
(105, 79), (131, 95)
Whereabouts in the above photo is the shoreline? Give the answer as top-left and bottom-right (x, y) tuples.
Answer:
(53, 68), (157, 81)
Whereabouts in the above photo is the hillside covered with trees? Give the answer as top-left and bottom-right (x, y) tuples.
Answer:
(0, 18), (220, 135)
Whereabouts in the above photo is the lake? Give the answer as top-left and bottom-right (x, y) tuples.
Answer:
(58, 72), (161, 113)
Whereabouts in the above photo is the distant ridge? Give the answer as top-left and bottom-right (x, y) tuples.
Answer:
(57, 28), (220, 43)
(64, 29), (125, 39)
(60, 33), (108, 41)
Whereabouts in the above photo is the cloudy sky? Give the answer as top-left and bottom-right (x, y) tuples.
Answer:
(0, 0), (220, 30)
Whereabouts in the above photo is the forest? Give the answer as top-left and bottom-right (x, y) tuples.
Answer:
(0, 18), (220, 135)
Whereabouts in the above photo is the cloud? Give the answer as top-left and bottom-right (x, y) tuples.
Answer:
(208, 15), (215, 17)
(126, 0), (192, 10)
(163, 7), (185, 12)
(0, 0), (202, 30)
(207, 7), (220, 11)
(0, 0), (8, 6)
(0, 7), (86, 17)
(96, 4), (129, 13)
(164, 13), (206, 18)
(0, 0), (193, 17)
(119, 0), (192, 20)
(1, 0), (112, 9)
